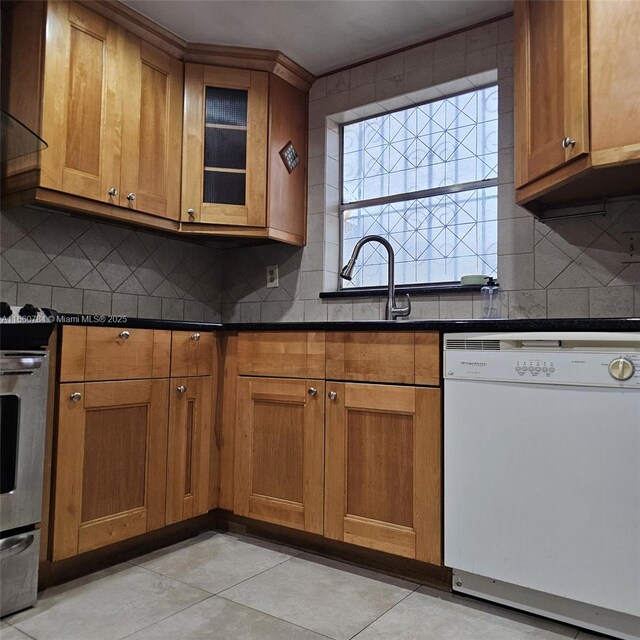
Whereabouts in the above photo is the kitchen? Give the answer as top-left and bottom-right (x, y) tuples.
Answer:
(1, 1), (639, 639)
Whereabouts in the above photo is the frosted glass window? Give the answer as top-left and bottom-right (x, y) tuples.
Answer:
(340, 85), (498, 287)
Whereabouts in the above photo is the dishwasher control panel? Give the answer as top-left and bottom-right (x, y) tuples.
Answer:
(445, 350), (640, 387)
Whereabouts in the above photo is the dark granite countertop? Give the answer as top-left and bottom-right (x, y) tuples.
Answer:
(54, 312), (223, 333)
(55, 314), (640, 333)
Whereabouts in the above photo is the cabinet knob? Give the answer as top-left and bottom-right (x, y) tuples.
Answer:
(328, 391), (337, 401)
(70, 392), (82, 402)
(187, 208), (195, 218)
(119, 330), (130, 340)
(177, 385), (187, 394)
(308, 387), (318, 397)
(191, 332), (201, 341)
(127, 192), (136, 201)
(561, 137), (576, 149)
(108, 187), (118, 197)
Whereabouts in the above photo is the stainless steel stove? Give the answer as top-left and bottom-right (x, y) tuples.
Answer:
(1, 303), (56, 616)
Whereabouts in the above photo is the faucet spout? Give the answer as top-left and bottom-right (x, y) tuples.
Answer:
(340, 235), (411, 321)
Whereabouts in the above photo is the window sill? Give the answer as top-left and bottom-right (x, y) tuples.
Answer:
(320, 283), (485, 299)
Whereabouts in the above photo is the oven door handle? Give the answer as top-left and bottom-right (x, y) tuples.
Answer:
(0, 356), (44, 374)
(0, 533), (35, 559)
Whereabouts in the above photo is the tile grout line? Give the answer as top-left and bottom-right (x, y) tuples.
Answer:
(116, 594), (217, 640)
(214, 592), (336, 640)
(128, 537), (301, 599)
(4, 622), (39, 640)
(346, 582), (421, 640)
(215, 544), (421, 640)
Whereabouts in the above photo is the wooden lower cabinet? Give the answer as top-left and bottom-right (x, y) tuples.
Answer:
(166, 376), (213, 525)
(52, 379), (169, 560)
(234, 377), (324, 534)
(325, 382), (442, 565)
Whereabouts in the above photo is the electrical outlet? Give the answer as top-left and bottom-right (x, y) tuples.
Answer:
(266, 265), (279, 288)
(621, 231), (640, 263)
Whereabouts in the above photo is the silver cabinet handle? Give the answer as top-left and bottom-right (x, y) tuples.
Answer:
(187, 208), (195, 218)
(191, 332), (201, 341)
(177, 385), (187, 394)
(127, 192), (136, 201)
(70, 392), (82, 402)
(108, 187), (118, 197)
(308, 387), (318, 397)
(119, 330), (130, 340)
(328, 391), (337, 401)
(562, 137), (576, 149)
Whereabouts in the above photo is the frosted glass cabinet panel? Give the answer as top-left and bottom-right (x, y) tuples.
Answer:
(182, 65), (268, 227)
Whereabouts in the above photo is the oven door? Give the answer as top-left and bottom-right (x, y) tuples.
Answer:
(0, 351), (49, 532)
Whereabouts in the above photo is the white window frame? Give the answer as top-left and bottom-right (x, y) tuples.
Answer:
(338, 84), (499, 290)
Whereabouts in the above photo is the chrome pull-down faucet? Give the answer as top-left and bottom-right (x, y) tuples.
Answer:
(340, 235), (411, 321)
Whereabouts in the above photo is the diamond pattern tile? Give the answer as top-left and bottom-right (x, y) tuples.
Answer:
(3, 236), (51, 282)
(76, 226), (114, 265)
(53, 243), (93, 286)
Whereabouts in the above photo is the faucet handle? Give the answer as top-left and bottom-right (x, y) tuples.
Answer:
(391, 293), (411, 319)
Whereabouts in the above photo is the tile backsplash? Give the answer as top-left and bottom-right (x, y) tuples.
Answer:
(1, 18), (639, 322)
(219, 16), (640, 322)
(0, 207), (221, 321)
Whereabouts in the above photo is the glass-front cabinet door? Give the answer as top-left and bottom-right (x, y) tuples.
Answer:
(182, 64), (269, 227)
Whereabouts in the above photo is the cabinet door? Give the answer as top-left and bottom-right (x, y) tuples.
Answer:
(120, 34), (183, 219)
(52, 380), (169, 560)
(589, 0), (640, 161)
(234, 377), (324, 533)
(40, 1), (123, 202)
(325, 383), (442, 564)
(514, 0), (588, 187)
(166, 377), (213, 524)
(182, 64), (268, 227)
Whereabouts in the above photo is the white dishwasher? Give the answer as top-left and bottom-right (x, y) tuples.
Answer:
(444, 332), (640, 640)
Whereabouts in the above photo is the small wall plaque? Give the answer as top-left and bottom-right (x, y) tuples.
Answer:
(279, 141), (300, 173)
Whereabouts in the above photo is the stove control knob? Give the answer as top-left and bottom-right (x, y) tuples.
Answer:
(18, 304), (39, 319)
(608, 357), (635, 381)
(0, 302), (13, 318)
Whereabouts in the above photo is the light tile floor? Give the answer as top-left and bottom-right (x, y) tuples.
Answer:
(1, 532), (611, 640)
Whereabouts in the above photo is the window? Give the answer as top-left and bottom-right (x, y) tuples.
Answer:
(340, 85), (498, 289)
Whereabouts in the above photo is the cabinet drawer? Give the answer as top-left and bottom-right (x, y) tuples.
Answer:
(326, 332), (440, 385)
(170, 331), (215, 377)
(237, 332), (325, 379)
(60, 326), (171, 382)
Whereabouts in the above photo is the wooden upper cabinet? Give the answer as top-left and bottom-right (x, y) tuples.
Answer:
(52, 379), (169, 560)
(325, 383), (442, 564)
(234, 376), (324, 534)
(120, 34), (183, 219)
(182, 64), (268, 228)
(588, 0), (640, 162)
(267, 74), (308, 243)
(2, 1), (312, 243)
(7, 1), (183, 220)
(40, 1), (123, 202)
(514, 0), (640, 213)
(182, 65), (308, 245)
(514, 0), (588, 188)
